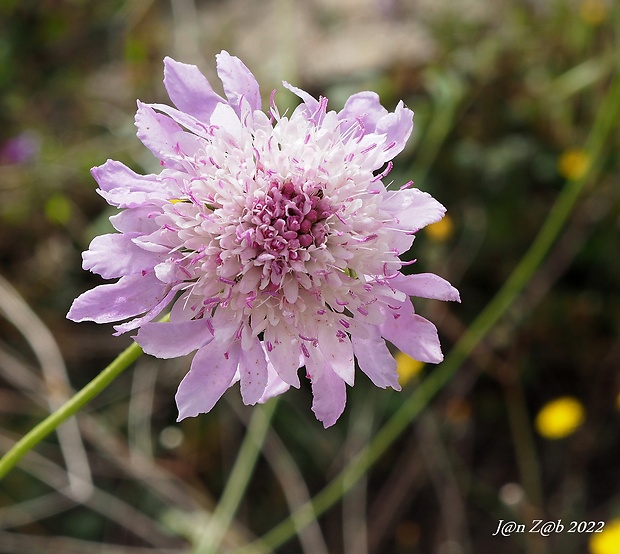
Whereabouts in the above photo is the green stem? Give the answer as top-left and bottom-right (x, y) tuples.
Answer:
(410, 70), (465, 186)
(0, 341), (144, 479)
(235, 70), (620, 554)
(192, 399), (278, 554)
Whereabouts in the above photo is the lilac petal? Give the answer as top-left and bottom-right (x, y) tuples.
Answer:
(169, 291), (203, 322)
(381, 300), (443, 364)
(148, 103), (212, 139)
(92, 160), (168, 208)
(209, 102), (243, 141)
(212, 306), (242, 344)
(135, 101), (183, 161)
(216, 51), (262, 115)
(131, 229), (173, 254)
(391, 231), (415, 256)
(134, 319), (213, 359)
(375, 100), (414, 164)
(154, 261), (179, 283)
(176, 339), (241, 420)
(258, 356), (290, 403)
(318, 325), (355, 386)
(239, 337), (269, 405)
(264, 328), (301, 387)
(82, 233), (160, 279)
(351, 325), (401, 390)
(338, 91), (388, 135)
(391, 273), (461, 302)
(304, 343), (323, 381)
(112, 287), (176, 335)
(282, 81), (320, 113)
(311, 366), (347, 428)
(371, 282), (407, 306)
(67, 272), (168, 324)
(109, 208), (159, 234)
(383, 188), (446, 232)
(163, 57), (224, 122)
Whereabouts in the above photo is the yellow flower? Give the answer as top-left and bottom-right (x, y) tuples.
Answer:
(616, 392), (620, 412)
(535, 397), (585, 439)
(590, 519), (620, 554)
(558, 149), (590, 181)
(395, 351), (424, 387)
(425, 214), (454, 242)
(580, 0), (607, 26)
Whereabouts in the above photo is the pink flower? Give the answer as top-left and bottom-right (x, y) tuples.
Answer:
(68, 51), (459, 427)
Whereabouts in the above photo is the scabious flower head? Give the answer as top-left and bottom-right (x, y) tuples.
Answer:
(68, 51), (460, 427)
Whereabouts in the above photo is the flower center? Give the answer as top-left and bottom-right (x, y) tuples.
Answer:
(240, 181), (331, 263)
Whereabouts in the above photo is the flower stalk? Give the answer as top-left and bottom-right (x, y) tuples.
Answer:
(191, 400), (278, 554)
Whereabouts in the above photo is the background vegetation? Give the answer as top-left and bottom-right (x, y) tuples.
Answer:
(0, 1), (619, 553)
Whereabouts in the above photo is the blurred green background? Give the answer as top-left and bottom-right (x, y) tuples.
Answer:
(0, 0), (619, 553)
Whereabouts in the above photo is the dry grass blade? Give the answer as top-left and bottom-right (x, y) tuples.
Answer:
(128, 360), (158, 461)
(0, 432), (186, 549)
(0, 529), (184, 554)
(0, 273), (92, 500)
(0, 492), (75, 529)
(418, 413), (472, 554)
(227, 399), (329, 554)
(262, 431), (330, 554)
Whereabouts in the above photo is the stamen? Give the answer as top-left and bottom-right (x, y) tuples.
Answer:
(335, 212), (347, 225)
(269, 89), (279, 122)
(361, 143), (377, 154)
(354, 234), (378, 243)
(301, 343), (310, 358)
(299, 334), (319, 347)
(311, 96), (329, 124)
(355, 117), (366, 143)
(371, 161), (393, 182)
